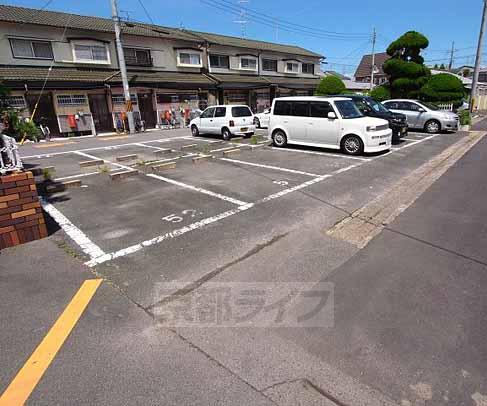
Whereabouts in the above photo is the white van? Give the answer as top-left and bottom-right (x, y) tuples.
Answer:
(189, 105), (255, 140)
(269, 97), (392, 155)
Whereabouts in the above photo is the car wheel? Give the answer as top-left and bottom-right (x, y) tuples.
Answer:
(341, 135), (364, 155)
(191, 125), (199, 137)
(254, 117), (261, 128)
(424, 120), (441, 134)
(272, 130), (288, 147)
(222, 128), (232, 141)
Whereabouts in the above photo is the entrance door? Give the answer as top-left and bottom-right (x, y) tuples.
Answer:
(26, 94), (60, 136)
(138, 93), (156, 128)
(88, 94), (112, 133)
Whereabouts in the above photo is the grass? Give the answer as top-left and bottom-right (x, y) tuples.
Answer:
(98, 165), (110, 173)
(42, 167), (54, 181)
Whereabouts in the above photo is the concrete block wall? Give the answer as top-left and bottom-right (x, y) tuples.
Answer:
(0, 172), (47, 249)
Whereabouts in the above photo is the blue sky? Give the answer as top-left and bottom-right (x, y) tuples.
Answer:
(5, 0), (485, 76)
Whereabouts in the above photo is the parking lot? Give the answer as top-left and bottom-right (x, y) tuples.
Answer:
(20, 128), (466, 306)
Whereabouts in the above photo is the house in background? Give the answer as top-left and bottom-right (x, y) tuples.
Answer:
(0, 4), (322, 136)
(354, 52), (389, 86)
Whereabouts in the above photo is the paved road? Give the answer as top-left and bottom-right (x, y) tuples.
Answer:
(2, 128), (484, 405)
(281, 136), (487, 405)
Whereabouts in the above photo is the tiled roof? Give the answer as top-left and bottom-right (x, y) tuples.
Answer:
(0, 66), (215, 85)
(354, 52), (389, 79)
(0, 4), (322, 58)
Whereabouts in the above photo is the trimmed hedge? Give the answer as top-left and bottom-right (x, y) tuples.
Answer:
(315, 75), (346, 96)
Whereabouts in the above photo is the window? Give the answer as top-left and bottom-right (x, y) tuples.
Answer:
(178, 52), (202, 66)
(273, 101), (292, 116)
(291, 102), (309, 117)
(56, 94), (87, 106)
(383, 101), (398, 110)
(124, 48), (152, 66)
(210, 55), (229, 69)
(200, 107), (216, 118)
(262, 59), (277, 72)
(302, 63), (314, 74)
(231, 106), (252, 117)
(73, 44), (109, 63)
(10, 38), (53, 59)
(310, 102), (334, 118)
(111, 94), (138, 104)
(334, 100), (363, 119)
(3, 96), (26, 108)
(214, 107), (227, 117)
(286, 62), (299, 73)
(240, 57), (257, 70)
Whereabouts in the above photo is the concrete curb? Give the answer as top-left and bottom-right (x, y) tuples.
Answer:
(327, 131), (486, 248)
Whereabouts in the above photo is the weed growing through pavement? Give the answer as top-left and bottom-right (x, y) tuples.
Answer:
(250, 135), (258, 145)
(42, 167), (54, 180)
(98, 165), (110, 173)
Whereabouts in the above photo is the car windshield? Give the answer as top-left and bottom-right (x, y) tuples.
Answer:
(368, 98), (390, 113)
(419, 101), (439, 111)
(232, 106), (252, 117)
(335, 100), (363, 119)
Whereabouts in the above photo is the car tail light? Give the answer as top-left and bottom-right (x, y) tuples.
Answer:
(229, 120), (235, 127)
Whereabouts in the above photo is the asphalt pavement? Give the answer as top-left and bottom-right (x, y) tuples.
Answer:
(280, 135), (487, 404)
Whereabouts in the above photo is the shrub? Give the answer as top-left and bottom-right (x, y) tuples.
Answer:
(15, 119), (40, 142)
(315, 75), (346, 96)
(370, 85), (391, 102)
(420, 73), (465, 106)
(458, 110), (472, 126)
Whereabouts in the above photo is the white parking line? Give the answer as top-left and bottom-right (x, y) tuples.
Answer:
(22, 136), (189, 159)
(391, 134), (438, 151)
(146, 173), (249, 206)
(220, 157), (321, 177)
(74, 151), (132, 171)
(54, 171), (101, 181)
(269, 147), (370, 161)
(85, 162), (364, 267)
(41, 199), (106, 260)
(85, 203), (254, 267)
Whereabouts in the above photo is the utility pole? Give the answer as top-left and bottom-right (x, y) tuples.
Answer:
(370, 28), (377, 90)
(471, 0), (487, 113)
(111, 0), (135, 134)
(448, 41), (455, 71)
(234, 0), (249, 38)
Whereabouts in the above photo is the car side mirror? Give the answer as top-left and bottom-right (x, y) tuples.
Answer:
(418, 108), (426, 113)
(328, 112), (337, 119)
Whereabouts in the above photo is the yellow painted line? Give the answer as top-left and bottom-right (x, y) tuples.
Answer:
(33, 142), (77, 148)
(0, 279), (103, 406)
(98, 135), (129, 141)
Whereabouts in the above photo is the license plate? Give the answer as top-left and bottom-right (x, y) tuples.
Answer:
(241, 127), (248, 132)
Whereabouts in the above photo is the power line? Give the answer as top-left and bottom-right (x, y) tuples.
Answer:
(136, 0), (155, 25)
(39, 0), (55, 11)
(200, 0), (370, 40)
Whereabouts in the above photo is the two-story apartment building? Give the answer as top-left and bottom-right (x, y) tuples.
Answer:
(0, 5), (323, 136)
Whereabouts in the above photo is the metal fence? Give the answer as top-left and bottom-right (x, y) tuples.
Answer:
(0, 134), (23, 175)
(437, 103), (454, 111)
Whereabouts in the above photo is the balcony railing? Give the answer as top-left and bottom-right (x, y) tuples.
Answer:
(125, 56), (153, 67)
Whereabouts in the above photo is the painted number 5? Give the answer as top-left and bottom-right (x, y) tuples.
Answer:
(162, 214), (183, 223)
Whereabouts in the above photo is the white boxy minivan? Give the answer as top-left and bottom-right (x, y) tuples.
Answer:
(269, 97), (392, 155)
(190, 105), (255, 141)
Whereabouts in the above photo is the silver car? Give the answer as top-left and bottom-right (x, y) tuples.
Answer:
(383, 99), (459, 134)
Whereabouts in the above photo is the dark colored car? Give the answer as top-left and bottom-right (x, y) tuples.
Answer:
(340, 95), (408, 141)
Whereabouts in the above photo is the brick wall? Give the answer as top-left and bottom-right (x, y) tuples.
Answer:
(0, 172), (47, 249)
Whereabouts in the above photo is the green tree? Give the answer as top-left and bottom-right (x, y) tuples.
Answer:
(433, 64), (439, 69)
(370, 85), (391, 102)
(383, 31), (431, 98)
(439, 63), (446, 70)
(315, 75), (346, 95)
(420, 73), (466, 106)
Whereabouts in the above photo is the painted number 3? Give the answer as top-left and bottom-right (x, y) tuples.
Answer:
(162, 209), (201, 223)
